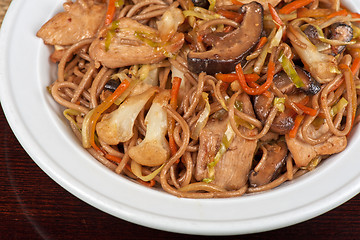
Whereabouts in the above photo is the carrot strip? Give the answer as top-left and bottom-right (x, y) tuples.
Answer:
(89, 79), (130, 151)
(169, 77), (182, 162)
(137, 179), (156, 188)
(268, 3), (284, 28)
(279, 0), (314, 15)
(255, 37), (268, 51)
(231, 0), (243, 6)
(215, 73), (238, 83)
(105, 154), (132, 172)
(105, 0), (116, 25)
(236, 61), (275, 95)
(289, 114), (304, 138)
(294, 102), (317, 116)
(351, 57), (360, 75)
(297, 8), (332, 18)
(325, 9), (348, 20)
(217, 10), (243, 23)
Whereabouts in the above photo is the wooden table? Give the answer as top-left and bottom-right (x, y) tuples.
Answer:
(1, 1), (359, 239)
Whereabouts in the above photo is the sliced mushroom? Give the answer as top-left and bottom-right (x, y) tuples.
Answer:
(253, 94), (274, 123)
(254, 94), (294, 134)
(249, 141), (288, 187)
(329, 22), (353, 55)
(187, 2), (263, 75)
(273, 67), (321, 95)
(303, 23), (353, 56)
(270, 110), (295, 134)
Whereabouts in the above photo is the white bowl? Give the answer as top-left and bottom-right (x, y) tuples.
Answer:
(1, 0), (360, 235)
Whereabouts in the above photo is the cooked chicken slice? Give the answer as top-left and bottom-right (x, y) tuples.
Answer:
(213, 93), (258, 190)
(285, 123), (347, 167)
(89, 17), (184, 68)
(195, 118), (228, 181)
(37, 0), (106, 46)
(196, 93), (258, 190)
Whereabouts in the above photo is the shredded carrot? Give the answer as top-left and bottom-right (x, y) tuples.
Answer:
(255, 37), (268, 51)
(279, 0), (314, 15)
(325, 9), (348, 20)
(349, 12), (360, 22)
(105, 0), (116, 25)
(105, 154), (132, 172)
(170, 77), (181, 113)
(297, 8), (332, 18)
(268, 3), (284, 28)
(223, 25), (234, 33)
(351, 57), (360, 75)
(289, 114), (305, 138)
(89, 79), (130, 151)
(215, 73), (238, 83)
(169, 77), (182, 163)
(137, 179), (156, 188)
(231, 0), (243, 6)
(217, 10), (243, 23)
(294, 102), (317, 116)
(236, 61), (275, 96)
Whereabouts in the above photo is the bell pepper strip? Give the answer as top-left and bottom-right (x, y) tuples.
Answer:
(236, 61), (275, 96)
(269, 3), (284, 29)
(168, 77), (182, 162)
(289, 114), (305, 138)
(82, 79), (130, 151)
(105, 0), (116, 25)
(294, 102), (317, 116)
(279, 0), (315, 15)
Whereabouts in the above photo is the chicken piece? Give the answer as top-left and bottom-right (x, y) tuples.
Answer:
(89, 17), (184, 68)
(216, 0), (282, 10)
(37, 0), (106, 46)
(195, 118), (228, 182)
(195, 93), (258, 190)
(285, 123), (347, 167)
(213, 94), (258, 190)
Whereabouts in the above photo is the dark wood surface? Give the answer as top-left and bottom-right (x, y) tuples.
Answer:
(0, 104), (359, 240)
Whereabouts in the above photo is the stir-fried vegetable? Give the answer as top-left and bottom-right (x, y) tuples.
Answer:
(191, 92), (211, 140)
(278, 52), (305, 88)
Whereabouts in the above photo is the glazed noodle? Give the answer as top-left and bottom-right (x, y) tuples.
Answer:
(37, 0), (360, 198)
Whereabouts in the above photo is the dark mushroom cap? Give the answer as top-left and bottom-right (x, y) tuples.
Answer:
(249, 141), (288, 187)
(329, 22), (353, 55)
(270, 109), (294, 135)
(187, 2), (263, 75)
(273, 67), (321, 95)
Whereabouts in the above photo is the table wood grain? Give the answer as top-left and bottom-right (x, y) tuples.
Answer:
(0, 104), (359, 239)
